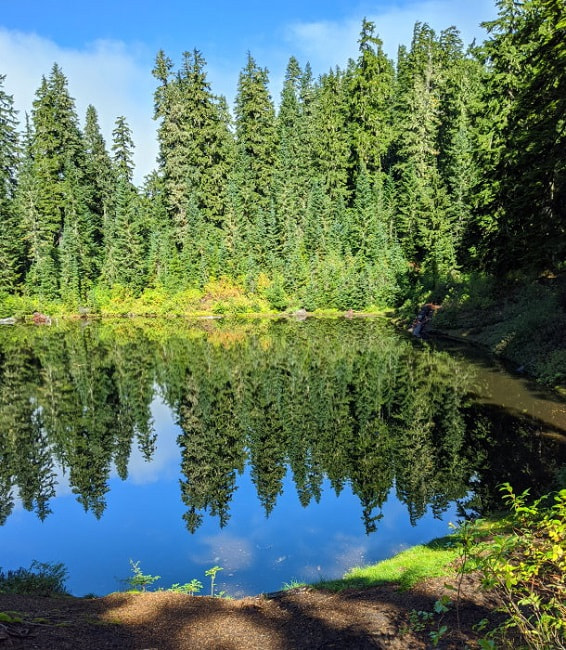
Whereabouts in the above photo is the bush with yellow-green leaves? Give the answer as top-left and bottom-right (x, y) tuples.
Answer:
(459, 484), (565, 649)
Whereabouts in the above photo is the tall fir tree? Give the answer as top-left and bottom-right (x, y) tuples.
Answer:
(273, 57), (315, 265)
(103, 116), (146, 292)
(311, 68), (351, 205)
(476, 0), (566, 273)
(143, 170), (182, 290)
(347, 19), (395, 179)
(436, 31), (484, 268)
(152, 49), (234, 283)
(233, 52), (277, 267)
(23, 64), (89, 300)
(0, 75), (22, 294)
(392, 24), (455, 281)
(59, 160), (97, 304)
(82, 105), (113, 256)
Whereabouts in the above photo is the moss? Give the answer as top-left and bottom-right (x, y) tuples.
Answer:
(0, 611), (23, 623)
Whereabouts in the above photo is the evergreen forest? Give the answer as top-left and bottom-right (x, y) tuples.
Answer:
(0, 0), (564, 314)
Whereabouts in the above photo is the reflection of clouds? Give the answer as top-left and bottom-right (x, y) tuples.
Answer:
(189, 532), (254, 572)
(126, 397), (180, 484)
(380, 495), (407, 531)
(15, 398), (179, 511)
(319, 535), (368, 580)
(52, 461), (72, 497)
(292, 531), (369, 583)
(300, 564), (325, 581)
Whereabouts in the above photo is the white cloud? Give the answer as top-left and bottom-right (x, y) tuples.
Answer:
(0, 1), (499, 183)
(0, 28), (157, 184)
(285, 0), (498, 73)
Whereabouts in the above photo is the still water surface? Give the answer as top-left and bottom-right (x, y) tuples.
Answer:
(0, 318), (564, 596)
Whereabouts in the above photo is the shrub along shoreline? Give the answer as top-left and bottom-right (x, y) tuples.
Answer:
(2, 271), (565, 388)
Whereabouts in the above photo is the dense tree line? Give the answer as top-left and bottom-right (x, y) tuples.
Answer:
(0, 0), (564, 311)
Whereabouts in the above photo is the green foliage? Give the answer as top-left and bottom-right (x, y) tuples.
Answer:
(126, 560), (161, 592)
(234, 53), (277, 217)
(432, 272), (566, 385)
(477, 0), (566, 274)
(282, 578), (308, 591)
(22, 64), (91, 302)
(204, 565), (223, 597)
(169, 579), (203, 596)
(317, 537), (459, 592)
(407, 596), (451, 646)
(0, 8), (562, 321)
(263, 274), (289, 311)
(0, 75), (22, 294)
(0, 561), (68, 596)
(90, 284), (206, 316)
(347, 19), (394, 176)
(0, 612), (23, 623)
(458, 485), (566, 649)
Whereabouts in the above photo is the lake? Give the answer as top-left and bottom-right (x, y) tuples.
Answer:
(0, 317), (564, 597)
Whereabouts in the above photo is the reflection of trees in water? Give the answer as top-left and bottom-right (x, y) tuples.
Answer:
(0, 325), (157, 521)
(131, 319), (477, 533)
(459, 404), (565, 517)
(0, 340), (54, 523)
(178, 361), (245, 533)
(0, 320), (563, 533)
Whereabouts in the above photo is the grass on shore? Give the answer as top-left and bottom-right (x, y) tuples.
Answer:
(315, 535), (459, 593)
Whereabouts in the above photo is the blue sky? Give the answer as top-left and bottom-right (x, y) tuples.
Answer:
(0, 0), (498, 182)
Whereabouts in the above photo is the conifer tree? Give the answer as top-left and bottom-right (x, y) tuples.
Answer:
(153, 49), (234, 255)
(303, 179), (331, 258)
(311, 68), (350, 205)
(347, 19), (395, 178)
(273, 57), (306, 261)
(0, 75), (22, 294)
(143, 170), (182, 290)
(234, 52), (277, 255)
(82, 105), (113, 256)
(349, 168), (407, 307)
(103, 116), (145, 291)
(392, 24), (455, 281)
(177, 50), (234, 227)
(477, 0), (566, 272)
(435, 30), (483, 266)
(59, 160), (97, 304)
(23, 64), (88, 300)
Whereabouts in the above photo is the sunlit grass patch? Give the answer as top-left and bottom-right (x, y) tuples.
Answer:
(316, 536), (459, 592)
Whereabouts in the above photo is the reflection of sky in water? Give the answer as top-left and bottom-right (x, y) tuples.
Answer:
(1, 396), (458, 597)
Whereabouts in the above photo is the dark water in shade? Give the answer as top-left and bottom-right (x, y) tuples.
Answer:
(0, 318), (564, 597)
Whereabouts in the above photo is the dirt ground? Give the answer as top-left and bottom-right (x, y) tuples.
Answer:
(0, 573), (508, 650)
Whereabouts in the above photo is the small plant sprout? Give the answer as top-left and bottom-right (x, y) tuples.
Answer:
(126, 560), (160, 592)
(407, 596), (451, 647)
(169, 579), (203, 596)
(429, 624), (448, 647)
(282, 578), (307, 590)
(204, 565), (223, 597)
